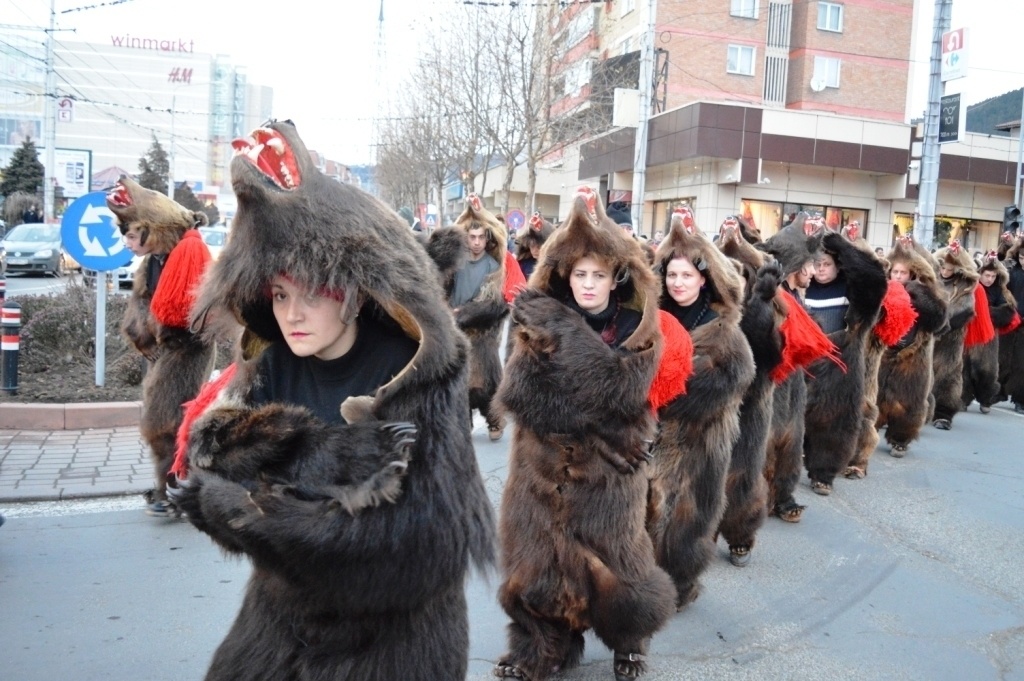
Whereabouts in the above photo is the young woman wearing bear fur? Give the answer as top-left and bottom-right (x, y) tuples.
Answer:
(171, 121), (495, 681)
(962, 253), (1015, 412)
(998, 237), (1024, 412)
(875, 238), (949, 457)
(930, 241), (979, 430)
(647, 207), (755, 603)
(714, 219), (785, 567)
(493, 189), (683, 681)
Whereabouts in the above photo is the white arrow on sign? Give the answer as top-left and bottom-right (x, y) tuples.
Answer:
(78, 203), (125, 256)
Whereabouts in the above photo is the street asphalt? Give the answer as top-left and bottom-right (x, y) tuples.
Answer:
(1, 404), (1023, 680)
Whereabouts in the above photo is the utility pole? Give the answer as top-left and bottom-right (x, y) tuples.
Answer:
(630, 0), (657, 235)
(915, 0), (952, 247)
(1014, 88), (1024, 208)
(43, 0), (56, 221)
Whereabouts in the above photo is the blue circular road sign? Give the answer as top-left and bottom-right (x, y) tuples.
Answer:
(61, 191), (133, 272)
(506, 209), (526, 231)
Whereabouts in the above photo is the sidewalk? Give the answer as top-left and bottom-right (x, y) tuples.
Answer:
(0, 427), (151, 502)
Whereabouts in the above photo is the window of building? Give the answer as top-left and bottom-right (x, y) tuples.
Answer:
(731, 0), (758, 19)
(817, 2), (843, 32)
(621, 0), (636, 16)
(619, 35), (634, 55)
(727, 45), (756, 76)
(813, 56), (841, 87)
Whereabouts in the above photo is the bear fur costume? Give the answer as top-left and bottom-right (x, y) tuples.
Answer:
(802, 231), (888, 494)
(846, 250), (918, 478)
(930, 241), (979, 429)
(998, 237), (1024, 407)
(436, 195), (509, 438)
(756, 216), (819, 522)
(714, 219), (785, 566)
(875, 239), (949, 455)
(493, 188), (677, 681)
(107, 176), (215, 509)
(962, 253), (1014, 411)
(648, 208), (756, 604)
(175, 120), (495, 681)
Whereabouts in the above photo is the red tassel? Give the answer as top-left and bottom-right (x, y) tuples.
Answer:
(150, 228), (211, 329)
(503, 251), (527, 303)
(963, 285), (995, 348)
(170, 363), (238, 480)
(874, 280), (918, 347)
(1000, 311), (1022, 336)
(770, 289), (845, 384)
(649, 310), (693, 411)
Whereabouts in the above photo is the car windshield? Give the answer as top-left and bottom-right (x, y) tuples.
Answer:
(4, 223), (59, 243)
(201, 230), (226, 246)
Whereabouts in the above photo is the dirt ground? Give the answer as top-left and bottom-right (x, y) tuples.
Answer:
(1, 360), (144, 404)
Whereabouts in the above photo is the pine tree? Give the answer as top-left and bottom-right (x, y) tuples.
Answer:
(174, 182), (203, 212)
(137, 136), (170, 192)
(0, 140), (45, 199)
(201, 201), (221, 226)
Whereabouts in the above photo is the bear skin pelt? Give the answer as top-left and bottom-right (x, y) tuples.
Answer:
(847, 249), (918, 477)
(755, 217), (818, 521)
(177, 120), (495, 681)
(876, 240), (948, 452)
(107, 175), (215, 505)
(648, 210), (755, 604)
(962, 254), (1013, 410)
(803, 231), (888, 491)
(998, 237), (1024, 405)
(437, 196), (509, 434)
(931, 243), (979, 426)
(493, 190), (676, 681)
(714, 222), (784, 562)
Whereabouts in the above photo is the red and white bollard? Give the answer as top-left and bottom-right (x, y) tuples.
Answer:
(2, 301), (21, 395)
(0, 275), (6, 302)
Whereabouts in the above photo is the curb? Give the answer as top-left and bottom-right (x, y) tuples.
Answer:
(0, 401), (143, 430)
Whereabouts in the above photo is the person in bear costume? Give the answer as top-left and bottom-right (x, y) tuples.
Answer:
(802, 230), (888, 495)
(107, 175), (214, 517)
(756, 213), (839, 521)
(515, 212), (554, 279)
(875, 237), (949, 457)
(438, 195), (510, 441)
(998, 236), (1024, 412)
(647, 207), (755, 603)
(493, 187), (687, 681)
(962, 252), (1015, 412)
(930, 240), (979, 430)
(170, 120), (495, 681)
(714, 217), (786, 567)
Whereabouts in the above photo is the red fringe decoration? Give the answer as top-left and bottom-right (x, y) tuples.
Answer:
(503, 251), (527, 303)
(170, 363), (238, 480)
(964, 285), (995, 348)
(150, 228), (211, 329)
(770, 289), (845, 384)
(1000, 311), (1022, 336)
(873, 280), (918, 347)
(648, 310), (693, 411)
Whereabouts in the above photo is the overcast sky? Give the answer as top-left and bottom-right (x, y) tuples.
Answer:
(4, 0), (1021, 165)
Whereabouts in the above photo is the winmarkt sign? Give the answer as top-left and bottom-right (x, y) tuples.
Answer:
(111, 35), (195, 53)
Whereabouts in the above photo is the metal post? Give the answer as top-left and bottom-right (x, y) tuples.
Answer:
(915, 0), (952, 248)
(43, 0), (56, 221)
(2, 301), (22, 395)
(1014, 88), (1024, 209)
(168, 93), (176, 198)
(95, 271), (106, 386)
(630, 0), (658, 236)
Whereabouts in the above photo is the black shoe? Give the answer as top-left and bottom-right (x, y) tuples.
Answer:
(0, 513), (5, 528)
(729, 546), (752, 567)
(145, 500), (181, 519)
(890, 443), (908, 458)
(933, 418), (951, 430)
(1015, 403), (1024, 414)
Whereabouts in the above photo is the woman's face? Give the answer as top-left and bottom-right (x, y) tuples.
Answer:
(569, 256), (616, 314)
(890, 262), (913, 283)
(665, 256), (705, 307)
(270, 275), (356, 361)
(939, 263), (955, 279)
(529, 242), (541, 259)
(814, 253), (838, 284)
(980, 270), (997, 287)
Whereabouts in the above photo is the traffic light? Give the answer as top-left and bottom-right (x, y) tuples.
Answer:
(1003, 204), (1021, 233)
